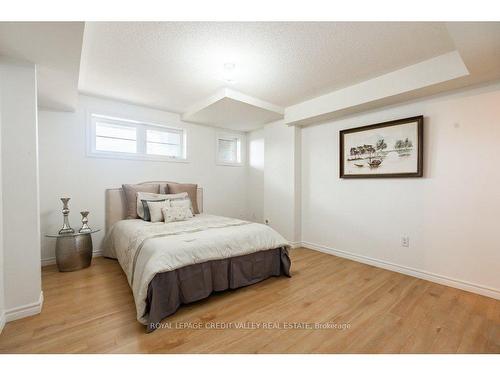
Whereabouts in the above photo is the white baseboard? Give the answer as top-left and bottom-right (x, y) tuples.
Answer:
(4, 291), (44, 323)
(41, 250), (103, 267)
(302, 241), (500, 300)
(0, 310), (5, 334)
(288, 241), (302, 249)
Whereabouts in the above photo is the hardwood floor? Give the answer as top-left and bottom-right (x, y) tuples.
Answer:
(0, 248), (498, 353)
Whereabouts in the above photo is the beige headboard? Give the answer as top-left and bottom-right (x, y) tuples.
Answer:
(105, 181), (203, 233)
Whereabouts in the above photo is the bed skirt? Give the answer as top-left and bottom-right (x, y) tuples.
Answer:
(145, 247), (291, 332)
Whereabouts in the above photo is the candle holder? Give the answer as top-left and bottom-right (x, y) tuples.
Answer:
(59, 197), (75, 234)
(79, 211), (92, 233)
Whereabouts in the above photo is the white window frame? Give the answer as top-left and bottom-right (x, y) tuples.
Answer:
(87, 113), (188, 162)
(215, 132), (244, 166)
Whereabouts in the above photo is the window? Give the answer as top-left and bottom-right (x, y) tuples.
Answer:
(88, 114), (186, 161)
(146, 128), (182, 157)
(95, 122), (137, 154)
(216, 133), (242, 165)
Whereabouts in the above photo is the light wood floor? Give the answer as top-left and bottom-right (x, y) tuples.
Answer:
(0, 248), (498, 353)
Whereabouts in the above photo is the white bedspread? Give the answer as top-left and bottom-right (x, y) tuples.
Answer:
(102, 214), (289, 324)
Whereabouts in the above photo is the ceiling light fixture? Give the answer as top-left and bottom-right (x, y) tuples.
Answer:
(223, 62), (236, 84)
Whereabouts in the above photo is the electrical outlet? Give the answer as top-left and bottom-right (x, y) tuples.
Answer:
(401, 236), (410, 248)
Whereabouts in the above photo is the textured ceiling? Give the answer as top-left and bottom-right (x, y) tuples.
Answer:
(1, 22), (498, 127)
(79, 22), (457, 113)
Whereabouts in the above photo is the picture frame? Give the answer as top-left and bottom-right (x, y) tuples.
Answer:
(340, 116), (423, 178)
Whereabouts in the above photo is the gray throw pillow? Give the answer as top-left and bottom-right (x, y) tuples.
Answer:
(136, 192), (188, 219)
(141, 199), (167, 222)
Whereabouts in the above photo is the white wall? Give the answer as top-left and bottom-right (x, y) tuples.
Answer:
(0, 102), (5, 332)
(293, 125), (302, 244)
(38, 95), (248, 262)
(263, 120), (300, 243)
(301, 82), (500, 296)
(246, 129), (265, 223)
(0, 60), (42, 318)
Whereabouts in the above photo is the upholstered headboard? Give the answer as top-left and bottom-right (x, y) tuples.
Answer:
(105, 181), (203, 233)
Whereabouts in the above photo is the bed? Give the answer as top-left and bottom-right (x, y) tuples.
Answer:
(102, 181), (291, 332)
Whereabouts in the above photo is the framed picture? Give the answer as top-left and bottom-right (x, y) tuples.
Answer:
(340, 116), (423, 178)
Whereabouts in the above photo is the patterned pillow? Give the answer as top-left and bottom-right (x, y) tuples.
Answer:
(161, 206), (193, 223)
(147, 200), (171, 223)
(167, 183), (199, 214)
(169, 197), (193, 213)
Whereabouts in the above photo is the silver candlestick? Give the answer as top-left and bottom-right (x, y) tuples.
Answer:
(79, 211), (92, 233)
(59, 197), (75, 234)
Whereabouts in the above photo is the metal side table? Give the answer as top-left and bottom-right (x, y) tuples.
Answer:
(45, 229), (100, 272)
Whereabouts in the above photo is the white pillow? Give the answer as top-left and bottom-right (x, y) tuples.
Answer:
(169, 197), (193, 213)
(147, 200), (171, 223)
(162, 206), (193, 223)
(136, 191), (188, 219)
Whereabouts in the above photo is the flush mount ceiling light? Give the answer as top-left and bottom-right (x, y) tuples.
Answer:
(223, 62), (236, 83)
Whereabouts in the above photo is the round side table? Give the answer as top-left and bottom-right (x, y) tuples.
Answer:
(45, 229), (100, 272)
